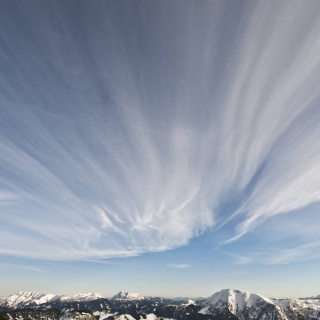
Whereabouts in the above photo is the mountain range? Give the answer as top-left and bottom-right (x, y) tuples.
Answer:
(0, 289), (320, 320)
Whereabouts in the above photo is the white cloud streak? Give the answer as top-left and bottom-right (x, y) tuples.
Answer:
(0, 262), (46, 273)
(0, 1), (320, 262)
(167, 264), (191, 269)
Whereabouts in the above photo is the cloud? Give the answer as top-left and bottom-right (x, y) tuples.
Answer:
(0, 263), (46, 273)
(227, 202), (320, 265)
(0, 191), (17, 206)
(167, 264), (191, 269)
(0, 1), (320, 262)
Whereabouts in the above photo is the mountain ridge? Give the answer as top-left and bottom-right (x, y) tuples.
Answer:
(1, 289), (320, 320)
(112, 291), (145, 301)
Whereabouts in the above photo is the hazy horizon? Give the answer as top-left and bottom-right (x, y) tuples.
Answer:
(1, 0), (320, 299)
(1, 288), (318, 300)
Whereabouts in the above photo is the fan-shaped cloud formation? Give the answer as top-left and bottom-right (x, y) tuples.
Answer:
(1, 1), (320, 262)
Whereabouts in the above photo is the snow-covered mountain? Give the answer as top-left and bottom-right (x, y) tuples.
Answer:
(0, 291), (105, 311)
(60, 292), (104, 302)
(1, 289), (320, 320)
(199, 289), (288, 320)
(272, 297), (320, 319)
(111, 291), (145, 301)
(0, 291), (60, 309)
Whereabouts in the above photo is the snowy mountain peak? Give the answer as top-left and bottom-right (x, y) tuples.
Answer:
(0, 291), (60, 308)
(112, 291), (145, 300)
(200, 289), (287, 320)
(0, 291), (105, 309)
(59, 292), (104, 302)
(73, 292), (104, 299)
(205, 288), (274, 307)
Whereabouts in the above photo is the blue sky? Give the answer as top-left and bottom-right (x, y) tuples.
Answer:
(1, 0), (320, 298)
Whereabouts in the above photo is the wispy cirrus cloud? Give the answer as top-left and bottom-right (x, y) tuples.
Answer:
(228, 202), (320, 265)
(0, 262), (46, 273)
(0, 1), (320, 263)
(167, 264), (191, 269)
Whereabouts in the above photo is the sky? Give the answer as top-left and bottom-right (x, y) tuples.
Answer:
(1, 0), (320, 299)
